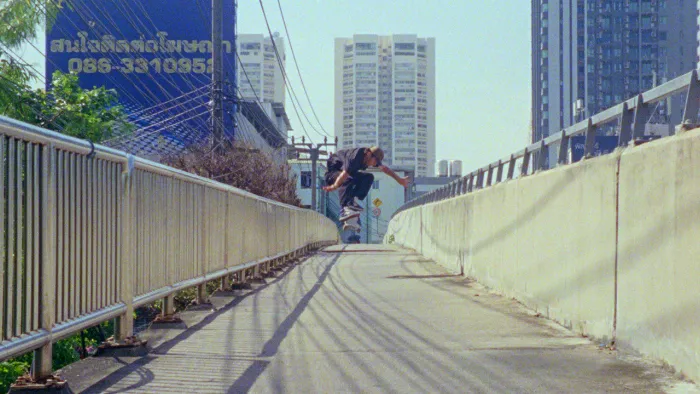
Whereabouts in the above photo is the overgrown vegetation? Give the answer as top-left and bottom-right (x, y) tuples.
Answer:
(163, 141), (301, 206)
(0, 321), (115, 391)
(0, 64), (132, 142)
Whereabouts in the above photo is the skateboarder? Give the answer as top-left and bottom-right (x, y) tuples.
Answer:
(322, 146), (409, 225)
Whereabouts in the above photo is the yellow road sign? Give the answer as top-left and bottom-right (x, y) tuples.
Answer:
(373, 198), (383, 208)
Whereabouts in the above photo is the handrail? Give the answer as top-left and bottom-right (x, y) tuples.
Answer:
(0, 116), (338, 380)
(0, 115), (300, 209)
(394, 70), (700, 217)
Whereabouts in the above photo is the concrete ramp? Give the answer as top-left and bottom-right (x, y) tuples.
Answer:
(60, 246), (695, 393)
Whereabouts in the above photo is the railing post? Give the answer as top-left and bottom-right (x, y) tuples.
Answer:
(584, 119), (596, 158)
(683, 69), (700, 125)
(195, 283), (209, 301)
(221, 274), (231, 291)
(32, 144), (56, 380)
(618, 102), (634, 146)
(476, 169), (484, 189)
(461, 175), (468, 194)
(486, 165), (494, 187)
(557, 130), (569, 165)
(115, 156), (134, 340)
(507, 154), (516, 180)
(496, 160), (504, 183)
(536, 140), (547, 171)
(162, 294), (175, 317)
(520, 149), (530, 177)
(631, 94), (649, 141)
(467, 173), (474, 192)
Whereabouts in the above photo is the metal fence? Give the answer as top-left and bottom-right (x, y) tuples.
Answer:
(395, 70), (700, 217)
(0, 115), (337, 377)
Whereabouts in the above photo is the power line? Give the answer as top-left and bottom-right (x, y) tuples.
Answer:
(37, 0), (215, 140)
(275, 0), (330, 137)
(31, 1), (169, 109)
(128, 84), (210, 117)
(108, 109), (210, 147)
(40, 0), (213, 138)
(257, 0), (325, 142)
(130, 90), (210, 123)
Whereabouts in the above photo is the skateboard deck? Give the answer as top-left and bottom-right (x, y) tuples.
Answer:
(340, 214), (361, 244)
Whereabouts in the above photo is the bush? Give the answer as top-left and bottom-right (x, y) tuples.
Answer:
(163, 141), (301, 206)
(0, 357), (30, 393)
(0, 320), (117, 390)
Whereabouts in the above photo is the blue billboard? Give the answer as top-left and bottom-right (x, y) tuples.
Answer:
(46, 0), (237, 153)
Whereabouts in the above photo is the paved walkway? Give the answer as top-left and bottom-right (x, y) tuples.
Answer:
(61, 244), (697, 393)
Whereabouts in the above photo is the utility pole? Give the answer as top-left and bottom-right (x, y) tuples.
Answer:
(366, 189), (370, 243)
(212, 0), (224, 149)
(291, 136), (338, 212)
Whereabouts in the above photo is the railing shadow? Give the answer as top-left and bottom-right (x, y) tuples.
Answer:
(81, 253), (322, 393)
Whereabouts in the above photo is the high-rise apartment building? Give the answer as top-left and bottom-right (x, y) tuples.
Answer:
(237, 33), (286, 104)
(532, 0), (697, 153)
(335, 34), (436, 176)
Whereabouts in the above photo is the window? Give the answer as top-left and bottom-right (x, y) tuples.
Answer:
(241, 42), (261, 51)
(356, 42), (377, 50)
(395, 43), (415, 50)
(300, 171), (312, 189)
(372, 180), (380, 189)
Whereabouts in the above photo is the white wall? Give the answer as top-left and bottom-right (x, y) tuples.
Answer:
(288, 160), (325, 211)
(361, 168), (406, 243)
(385, 128), (700, 383)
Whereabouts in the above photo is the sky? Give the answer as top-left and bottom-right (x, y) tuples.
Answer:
(22, 0), (532, 173)
(237, 0), (532, 172)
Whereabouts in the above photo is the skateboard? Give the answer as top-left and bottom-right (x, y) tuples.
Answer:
(340, 213), (362, 244)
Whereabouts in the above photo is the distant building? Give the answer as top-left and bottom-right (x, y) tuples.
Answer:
(236, 33), (291, 164)
(531, 0), (697, 166)
(288, 159), (331, 214)
(238, 101), (290, 164)
(236, 33), (286, 104)
(334, 34), (436, 177)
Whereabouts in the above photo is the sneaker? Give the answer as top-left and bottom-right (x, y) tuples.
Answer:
(339, 208), (360, 222)
(346, 198), (364, 212)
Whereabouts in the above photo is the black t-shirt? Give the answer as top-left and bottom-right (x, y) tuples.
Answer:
(327, 147), (367, 174)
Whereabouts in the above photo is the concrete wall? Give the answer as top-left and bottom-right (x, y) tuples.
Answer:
(386, 128), (700, 382)
(616, 130), (700, 382)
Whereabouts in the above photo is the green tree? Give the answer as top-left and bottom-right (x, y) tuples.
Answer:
(0, 62), (132, 142)
(0, 0), (57, 49)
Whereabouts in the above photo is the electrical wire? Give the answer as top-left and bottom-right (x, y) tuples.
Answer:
(275, 0), (330, 137)
(257, 0), (323, 143)
(39, 0), (212, 134)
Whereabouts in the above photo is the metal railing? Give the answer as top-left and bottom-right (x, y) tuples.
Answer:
(0, 115), (337, 378)
(395, 69), (700, 217)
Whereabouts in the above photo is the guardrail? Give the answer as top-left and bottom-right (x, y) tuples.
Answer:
(395, 70), (700, 217)
(0, 115), (337, 380)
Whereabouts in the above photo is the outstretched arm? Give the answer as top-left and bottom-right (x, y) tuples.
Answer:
(380, 165), (410, 188)
(322, 170), (349, 192)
